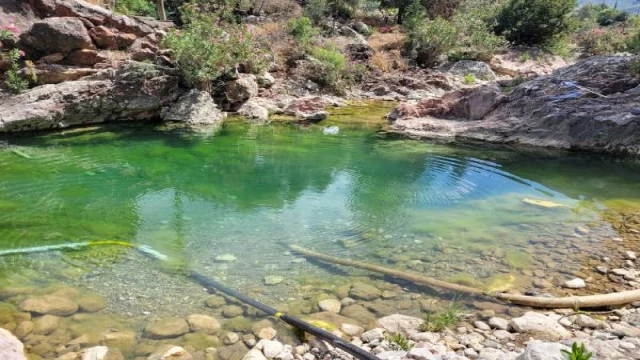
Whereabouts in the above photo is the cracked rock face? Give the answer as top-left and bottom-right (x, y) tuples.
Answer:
(390, 56), (640, 156)
(0, 61), (181, 133)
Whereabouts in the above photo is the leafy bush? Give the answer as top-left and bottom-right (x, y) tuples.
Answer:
(625, 18), (640, 54)
(597, 8), (628, 27)
(495, 0), (577, 45)
(1, 23), (36, 93)
(404, 16), (460, 67)
(115, 0), (158, 17)
(288, 17), (319, 46)
(449, 0), (507, 61)
(162, 14), (269, 90)
(576, 27), (626, 55)
(309, 45), (348, 87)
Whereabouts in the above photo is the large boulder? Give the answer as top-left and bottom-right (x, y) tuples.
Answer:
(376, 314), (424, 335)
(161, 89), (226, 126)
(0, 61), (181, 132)
(449, 60), (496, 80)
(390, 56), (640, 156)
(144, 318), (190, 339)
(21, 17), (95, 55)
(237, 100), (269, 123)
(283, 96), (331, 122)
(0, 328), (26, 360)
(225, 74), (259, 105)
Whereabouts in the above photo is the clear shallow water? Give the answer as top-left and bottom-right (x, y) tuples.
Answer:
(0, 120), (639, 310)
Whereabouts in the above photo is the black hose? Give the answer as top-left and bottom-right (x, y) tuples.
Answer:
(189, 271), (380, 360)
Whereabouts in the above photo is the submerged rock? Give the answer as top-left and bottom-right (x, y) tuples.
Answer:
(564, 278), (586, 289)
(144, 318), (190, 339)
(264, 276), (284, 286)
(80, 346), (124, 360)
(146, 345), (192, 360)
(349, 282), (381, 301)
(19, 295), (78, 316)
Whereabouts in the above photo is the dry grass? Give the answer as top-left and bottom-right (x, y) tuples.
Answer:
(367, 31), (407, 73)
(368, 32), (405, 52)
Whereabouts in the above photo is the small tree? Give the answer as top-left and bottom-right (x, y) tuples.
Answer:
(494, 0), (577, 45)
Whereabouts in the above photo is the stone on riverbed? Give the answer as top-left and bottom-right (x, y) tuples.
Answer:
(515, 340), (569, 360)
(33, 314), (60, 335)
(0, 328), (26, 360)
(243, 349), (267, 360)
(264, 276), (284, 286)
(187, 314), (221, 334)
(376, 314), (424, 334)
(563, 278), (586, 289)
(510, 312), (570, 340)
(349, 282), (381, 301)
(77, 294), (107, 313)
(144, 318), (190, 339)
(19, 295), (78, 316)
(318, 299), (341, 313)
(80, 346), (124, 360)
(146, 345), (192, 360)
(215, 254), (237, 262)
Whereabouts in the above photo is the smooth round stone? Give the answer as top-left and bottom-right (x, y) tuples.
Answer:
(264, 276), (284, 286)
(488, 317), (509, 330)
(533, 279), (553, 289)
(77, 294), (106, 313)
(318, 299), (341, 314)
(222, 305), (244, 318)
(187, 314), (221, 334)
(263, 340), (284, 358)
(205, 295), (227, 308)
(144, 318), (190, 339)
(474, 321), (491, 331)
(224, 331), (240, 345)
(19, 295), (78, 316)
(257, 327), (277, 340)
(564, 278), (586, 289)
(33, 315), (60, 335)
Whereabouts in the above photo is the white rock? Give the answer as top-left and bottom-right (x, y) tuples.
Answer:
(257, 327), (277, 340)
(146, 346), (191, 360)
(474, 321), (491, 331)
(377, 351), (407, 360)
(488, 317), (509, 330)
(361, 328), (385, 342)
(514, 340), (568, 360)
(575, 314), (601, 329)
(264, 276), (284, 285)
(224, 332), (240, 345)
(318, 299), (341, 313)
(410, 332), (440, 343)
(82, 346), (124, 360)
(340, 323), (364, 336)
(510, 312), (571, 340)
(376, 314), (424, 334)
(0, 328), (26, 360)
(263, 340), (284, 358)
(493, 330), (514, 341)
(563, 278), (586, 289)
(243, 349), (267, 360)
(477, 348), (512, 360)
(625, 251), (637, 260)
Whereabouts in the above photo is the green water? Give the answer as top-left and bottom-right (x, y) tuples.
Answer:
(0, 120), (639, 303)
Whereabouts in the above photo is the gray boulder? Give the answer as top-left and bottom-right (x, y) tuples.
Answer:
(353, 22), (370, 35)
(510, 312), (570, 341)
(225, 74), (259, 105)
(0, 61), (181, 132)
(237, 100), (269, 123)
(450, 60), (496, 80)
(22, 17), (95, 55)
(161, 89), (226, 125)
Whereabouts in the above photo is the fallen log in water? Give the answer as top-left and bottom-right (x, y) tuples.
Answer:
(289, 245), (640, 309)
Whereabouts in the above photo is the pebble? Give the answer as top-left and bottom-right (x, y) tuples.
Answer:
(595, 266), (608, 274)
(488, 317), (509, 330)
(257, 327), (277, 340)
(318, 299), (341, 313)
(625, 251), (637, 260)
(263, 340), (284, 358)
(224, 332), (240, 345)
(474, 321), (491, 331)
(575, 226), (590, 235)
(563, 278), (586, 289)
(264, 276), (284, 285)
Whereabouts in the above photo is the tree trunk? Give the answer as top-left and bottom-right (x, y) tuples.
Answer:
(157, 0), (166, 20)
(290, 245), (640, 309)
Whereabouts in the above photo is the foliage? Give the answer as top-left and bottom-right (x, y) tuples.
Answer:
(115, 0), (158, 17)
(388, 333), (413, 351)
(288, 17), (319, 46)
(404, 14), (460, 67)
(308, 45), (348, 88)
(463, 73), (476, 84)
(305, 0), (328, 24)
(1, 23), (36, 93)
(449, 0), (507, 61)
(495, 0), (577, 45)
(626, 17), (640, 54)
(576, 27), (626, 55)
(597, 8), (628, 27)
(561, 342), (593, 360)
(630, 60), (640, 76)
(162, 13), (269, 90)
(419, 301), (463, 332)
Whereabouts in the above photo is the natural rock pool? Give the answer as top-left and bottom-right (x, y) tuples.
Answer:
(0, 116), (639, 358)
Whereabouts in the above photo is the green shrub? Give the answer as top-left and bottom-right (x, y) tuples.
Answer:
(388, 333), (413, 351)
(625, 18), (640, 54)
(561, 342), (593, 360)
(162, 14), (269, 90)
(495, 0), (577, 45)
(1, 23), (36, 93)
(597, 8), (628, 27)
(629, 60), (640, 76)
(463, 73), (476, 85)
(449, 0), (507, 61)
(288, 17), (320, 46)
(309, 45), (348, 87)
(405, 16), (460, 67)
(419, 301), (464, 332)
(115, 0), (158, 17)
